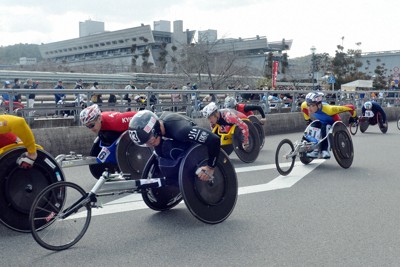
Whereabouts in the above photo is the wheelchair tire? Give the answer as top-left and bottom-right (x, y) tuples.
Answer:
(232, 120), (261, 163)
(331, 122), (354, 169)
(0, 147), (65, 232)
(377, 112), (388, 134)
(141, 154), (182, 211)
(179, 144), (237, 224)
(116, 131), (152, 180)
(359, 118), (369, 133)
(248, 115), (265, 149)
(89, 138), (120, 179)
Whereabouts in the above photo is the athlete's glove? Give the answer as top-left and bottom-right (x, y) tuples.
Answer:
(306, 119), (313, 125)
(16, 153), (35, 169)
(349, 116), (358, 124)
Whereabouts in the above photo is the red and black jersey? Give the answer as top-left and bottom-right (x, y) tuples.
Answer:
(98, 111), (137, 146)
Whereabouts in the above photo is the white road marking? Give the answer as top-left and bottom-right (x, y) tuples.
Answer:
(70, 159), (325, 218)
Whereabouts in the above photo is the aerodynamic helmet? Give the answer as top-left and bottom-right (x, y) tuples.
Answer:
(202, 102), (218, 118)
(128, 110), (161, 146)
(224, 96), (237, 109)
(80, 104), (101, 124)
(364, 101), (373, 110)
(305, 92), (324, 105)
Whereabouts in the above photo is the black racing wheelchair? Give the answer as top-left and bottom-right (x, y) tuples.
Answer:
(29, 141), (238, 251)
(275, 120), (354, 176)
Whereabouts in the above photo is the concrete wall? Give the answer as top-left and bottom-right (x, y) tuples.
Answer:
(32, 107), (400, 157)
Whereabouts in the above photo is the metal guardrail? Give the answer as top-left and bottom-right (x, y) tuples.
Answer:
(1, 88), (400, 123)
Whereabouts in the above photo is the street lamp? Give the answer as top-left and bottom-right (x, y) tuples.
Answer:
(310, 46), (316, 90)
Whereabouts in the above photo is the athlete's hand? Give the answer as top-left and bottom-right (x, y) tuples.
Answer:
(259, 118), (266, 125)
(16, 152), (37, 169)
(196, 166), (214, 181)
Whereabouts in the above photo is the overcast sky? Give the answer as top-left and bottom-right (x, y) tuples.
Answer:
(1, 0), (398, 58)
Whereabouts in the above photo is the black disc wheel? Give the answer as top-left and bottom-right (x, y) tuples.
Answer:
(0, 147), (65, 232)
(275, 139), (296, 176)
(377, 112), (388, 134)
(116, 131), (152, 180)
(359, 117), (369, 133)
(30, 181), (91, 251)
(141, 155), (182, 211)
(179, 145), (238, 224)
(89, 138), (120, 179)
(232, 120), (261, 163)
(331, 122), (354, 169)
(248, 115), (265, 149)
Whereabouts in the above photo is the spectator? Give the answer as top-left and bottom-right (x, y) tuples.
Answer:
(24, 79), (36, 116)
(54, 80), (65, 104)
(12, 78), (22, 102)
(1, 81), (12, 101)
(123, 80), (137, 103)
(145, 82), (157, 106)
(54, 80), (65, 117)
(74, 79), (87, 108)
(170, 84), (181, 112)
(90, 81), (102, 104)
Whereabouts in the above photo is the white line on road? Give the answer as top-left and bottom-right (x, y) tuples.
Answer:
(72, 159), (325, 218)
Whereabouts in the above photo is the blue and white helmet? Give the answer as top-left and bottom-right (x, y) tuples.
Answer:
(224, 96), (237, 109)
(305, 92), (324, 104)
(364, 101), (372, 110)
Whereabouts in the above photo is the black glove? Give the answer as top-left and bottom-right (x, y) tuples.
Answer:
(349, 116), (358, 124)
(306, 119), (312, 125)
(16, 153), (35, 169)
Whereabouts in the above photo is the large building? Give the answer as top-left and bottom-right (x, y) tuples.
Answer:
(39, 20), (292, 74)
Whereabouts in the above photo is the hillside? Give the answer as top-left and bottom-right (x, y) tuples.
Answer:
(0, 44), (42, 64)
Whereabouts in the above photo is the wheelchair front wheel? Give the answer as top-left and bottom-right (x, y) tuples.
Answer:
(30, 181), (91, 251)
(275, 139), (296, 176)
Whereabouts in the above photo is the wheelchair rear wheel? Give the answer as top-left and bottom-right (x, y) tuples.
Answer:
(0, 147), (65, 232)
(179, 145), (238, 224)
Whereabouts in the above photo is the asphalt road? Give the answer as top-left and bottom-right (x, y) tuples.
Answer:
(1, 122), (400, 267)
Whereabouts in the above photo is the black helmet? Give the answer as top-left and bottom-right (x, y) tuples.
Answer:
(128, 110), (161, 146)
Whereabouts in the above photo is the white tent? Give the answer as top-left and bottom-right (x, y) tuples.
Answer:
(341, 80), (373, 91)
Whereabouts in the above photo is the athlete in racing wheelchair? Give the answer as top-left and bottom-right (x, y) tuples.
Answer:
(79, 104), (151, 179)
(202, 102), (261, 163)
(128, 110), (238, 223)
(300, 92), (357, 159)
(0, 115), (65, 232)
(358, 101), (388, 134)
(275, 92), (356, 176)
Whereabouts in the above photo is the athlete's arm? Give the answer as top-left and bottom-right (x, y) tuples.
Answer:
(244, 104), (265, 118)
(0, 115), (36, 155)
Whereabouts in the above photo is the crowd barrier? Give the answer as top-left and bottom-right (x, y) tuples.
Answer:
(31, 107), (400, 157)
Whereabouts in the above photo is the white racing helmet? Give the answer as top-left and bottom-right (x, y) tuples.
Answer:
(364, 101), (372, 110)
(202, 102), (218, 118)
(224, 96), (237, 109)
(80, 104), (101, 124)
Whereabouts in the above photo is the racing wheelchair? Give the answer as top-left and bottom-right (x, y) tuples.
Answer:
(275, 120), (354, 176)
(348, 110), (388, 135)
(0, 142), (65, 232)
(212, 117), (261, 163)
(29, 143), (238, 251)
